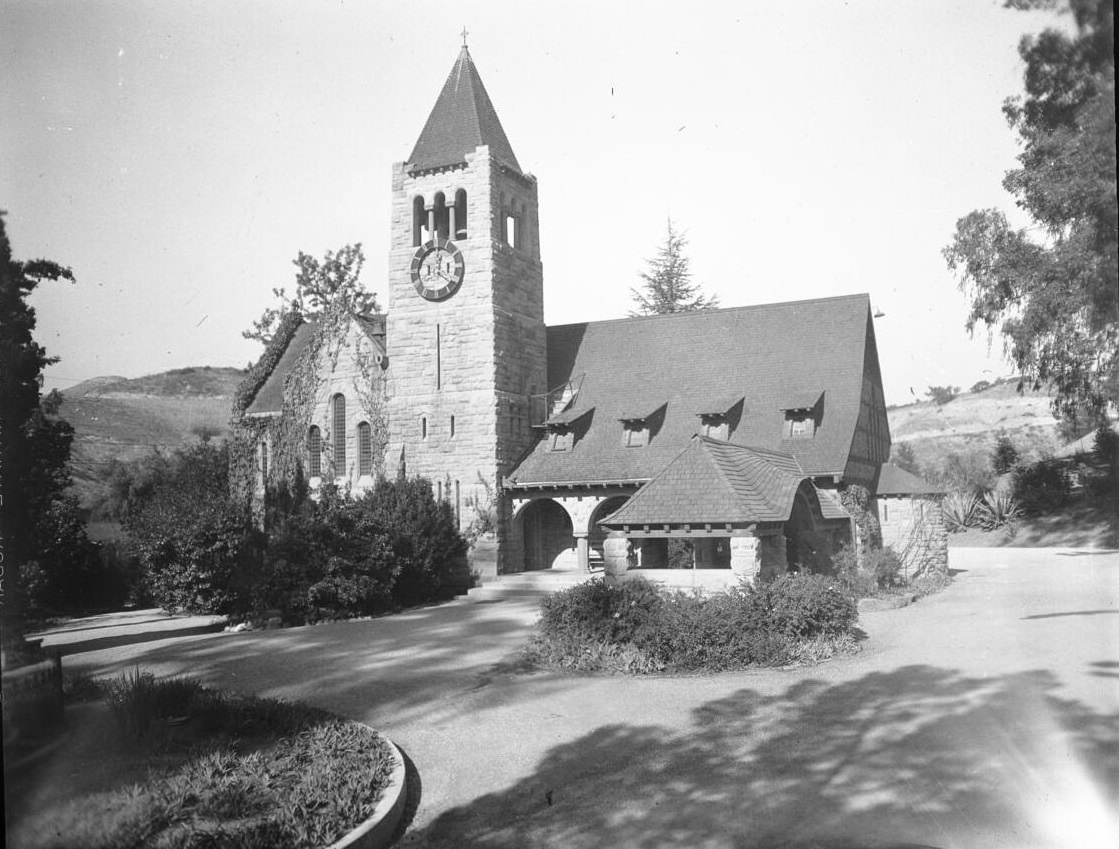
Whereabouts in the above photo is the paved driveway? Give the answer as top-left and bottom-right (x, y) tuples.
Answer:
(51, 549), (1119, 848)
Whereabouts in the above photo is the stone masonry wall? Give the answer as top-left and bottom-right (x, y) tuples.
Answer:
(879, 496), (949, 578)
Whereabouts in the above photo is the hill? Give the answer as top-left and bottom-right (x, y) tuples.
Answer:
(886, 379), (1066, 483)
(62, 367), (246, 516)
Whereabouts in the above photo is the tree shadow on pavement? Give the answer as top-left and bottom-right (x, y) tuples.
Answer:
(405, 665), (1119, 849)
(60, 599), (565, 727)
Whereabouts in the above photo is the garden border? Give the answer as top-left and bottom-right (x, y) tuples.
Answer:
(327, 731), (408, 849)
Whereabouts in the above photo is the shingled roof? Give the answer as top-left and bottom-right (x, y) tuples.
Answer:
(601, 436), (807, 527)
(876, 462), (944, 496)
(508, 293), (884, 486)
(408, 47), (522, 175)
(244, 314), (386, 416)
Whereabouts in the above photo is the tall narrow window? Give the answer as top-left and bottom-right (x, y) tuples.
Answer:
(259, 440), (269, 477)
(421, 417), (428, 440)
(357, 421), (372, 476)
(308, 426), (322, 477)
(332, 394), (347, 474)
(450, 415), (456, 438)
(412, 195), (425, 246)
(454, 189), (468, 239)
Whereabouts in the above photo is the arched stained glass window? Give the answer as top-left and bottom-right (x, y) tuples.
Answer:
(332, 395), (346, 473)
(308, 426), (322, 477)
(358, 421), (372, 476)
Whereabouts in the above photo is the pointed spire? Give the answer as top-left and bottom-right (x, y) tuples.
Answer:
(407, 46), (522, 175)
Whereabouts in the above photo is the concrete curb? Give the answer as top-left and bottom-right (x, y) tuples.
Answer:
(328, 733), (408, 849)
(858, 594), (917, 613)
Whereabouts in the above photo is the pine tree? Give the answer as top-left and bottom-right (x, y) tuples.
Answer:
(630, 219), (719, 316)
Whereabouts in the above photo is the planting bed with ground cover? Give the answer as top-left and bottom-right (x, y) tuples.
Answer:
(526, 574), (862, 674)
(8, 671), (396, 849)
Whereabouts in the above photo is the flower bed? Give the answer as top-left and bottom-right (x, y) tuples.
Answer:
(10, 671), (399, 849)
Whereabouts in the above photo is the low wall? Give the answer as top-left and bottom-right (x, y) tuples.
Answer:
(619, 568), (737, 593)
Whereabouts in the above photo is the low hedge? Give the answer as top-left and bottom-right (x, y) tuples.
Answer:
(531, 573), (858, 673)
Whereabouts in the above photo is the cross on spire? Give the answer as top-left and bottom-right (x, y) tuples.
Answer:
(461, 27), (469, 48)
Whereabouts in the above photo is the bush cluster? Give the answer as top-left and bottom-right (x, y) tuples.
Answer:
(531, 574), (858, 673)
(831, 543), (902, 597)
(1012, 458), (1072, 515)
(124, 441), (469, 622)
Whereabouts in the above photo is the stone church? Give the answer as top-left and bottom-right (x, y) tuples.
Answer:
(238, 46), (894, 584)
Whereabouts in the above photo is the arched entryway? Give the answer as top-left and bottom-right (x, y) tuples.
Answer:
(588, 496), (629, 568)
(518, 498), (575, 571)
(785, 484), (832, 573)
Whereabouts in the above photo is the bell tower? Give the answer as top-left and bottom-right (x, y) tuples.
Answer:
(385, 45), (546, 566)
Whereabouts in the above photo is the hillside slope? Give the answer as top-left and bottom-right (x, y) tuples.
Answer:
(887, 381), (1064, 475)
(63, 367), (245, 510)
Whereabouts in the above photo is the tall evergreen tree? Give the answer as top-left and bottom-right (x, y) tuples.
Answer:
(943, 0), (1117, 425)
(630, 219), (719, 316)
(0, 214), (82, 648)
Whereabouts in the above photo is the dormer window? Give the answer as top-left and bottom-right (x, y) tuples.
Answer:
(549, 429), (573, 452)
(699, 415), (729, 441)
(781, 391), (824, 440)
(785, 411), (816, 439)
(622, 420), (648, 448)
(695, 395), (743, 442)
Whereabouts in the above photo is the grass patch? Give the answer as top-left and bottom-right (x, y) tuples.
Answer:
(11, 671), (396, 849)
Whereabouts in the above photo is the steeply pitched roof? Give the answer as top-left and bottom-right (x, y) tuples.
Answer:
(509, 294), (879, 486)
(244, 314), (386, 416)
(877, 462), (944, 496)
(408, 47), (522, 174)
(601, 436), (806, 526)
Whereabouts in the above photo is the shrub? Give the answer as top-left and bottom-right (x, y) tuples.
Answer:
(925, 385), (960, 405)
(942, 491), (981, 531)
(1012, 458), (1071, 515)
(760, 573), (859, 637)
(991, 432), (1020, 476)
(362, 476), (470, 607)
(103, 669), (203, 739)
(539, 577), (664, 646)
(126, 441), (260, 614)
(832, 543), (903, 596)
(533, 573), (858, 673)
(976, 491), (1021, 530)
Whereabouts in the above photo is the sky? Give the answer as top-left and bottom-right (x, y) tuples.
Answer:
(2, 0), (1070, 406)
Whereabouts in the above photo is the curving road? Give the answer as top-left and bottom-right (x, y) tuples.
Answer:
(34, 548), (1119, 848)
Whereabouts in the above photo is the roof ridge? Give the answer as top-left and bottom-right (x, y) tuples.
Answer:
(548, 293), (870, 333)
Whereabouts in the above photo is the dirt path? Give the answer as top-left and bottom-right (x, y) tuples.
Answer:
(39, 549), (1119, 848)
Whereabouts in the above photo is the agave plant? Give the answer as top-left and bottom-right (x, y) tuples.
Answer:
(942, 491), (980, 532)
(977, 491), (1021, 530)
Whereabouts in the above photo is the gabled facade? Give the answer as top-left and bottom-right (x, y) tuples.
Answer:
(236, 45), (895, 583)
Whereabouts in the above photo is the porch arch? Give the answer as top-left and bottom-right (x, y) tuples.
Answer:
(515, 498), (575, 571)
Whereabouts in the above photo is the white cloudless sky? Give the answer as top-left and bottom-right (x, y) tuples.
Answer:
(2, 0), (1068, 406)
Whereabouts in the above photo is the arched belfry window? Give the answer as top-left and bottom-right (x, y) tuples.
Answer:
(433, 192), (449, 240)
(332, 394), (347, 474)
(358, 421), (372, 476)
(412, 196), (426, 246)
(308, 426), (322, 478)
(454, 189), (468, 240)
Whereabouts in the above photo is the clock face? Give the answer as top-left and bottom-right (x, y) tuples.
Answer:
(410, 238), (465, 301)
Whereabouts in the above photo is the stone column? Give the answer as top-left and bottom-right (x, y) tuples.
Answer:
(574, 533), (590, 572)
(730, 535), (761, 584)
(448, 205), (457, 243)
(603, 532), (630, 582)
